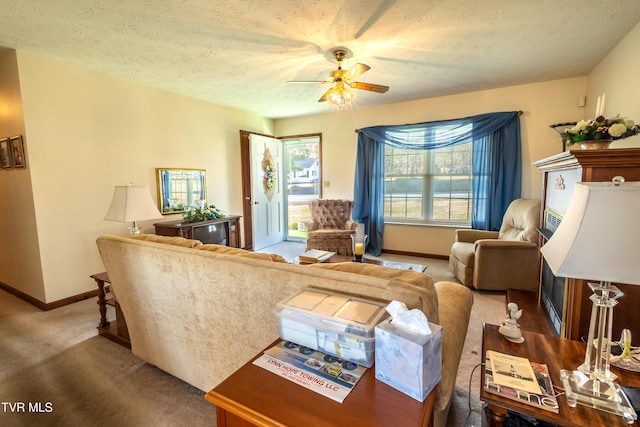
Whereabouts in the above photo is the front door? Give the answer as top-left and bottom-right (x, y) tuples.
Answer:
(250, 134), (284, 250)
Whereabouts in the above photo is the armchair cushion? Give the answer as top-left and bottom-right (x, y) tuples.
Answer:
(306, 199), (356, 231)
(497, 198), (541, 242)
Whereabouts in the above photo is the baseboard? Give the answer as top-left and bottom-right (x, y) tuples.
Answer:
(381, 249), (448, 260)
(0, 281), (101, 311)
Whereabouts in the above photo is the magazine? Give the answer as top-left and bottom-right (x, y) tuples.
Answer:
(487, 350), (541, 394)
(298, 250), (335, 264)
(253, 340), (367, 403)
(484, 351), (559, 413)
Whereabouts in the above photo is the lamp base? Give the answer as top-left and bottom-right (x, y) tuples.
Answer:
(560, 369), (636, 423)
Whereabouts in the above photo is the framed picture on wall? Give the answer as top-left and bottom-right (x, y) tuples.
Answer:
(10, 135), (25, 169)
(0, 137), (12, 169)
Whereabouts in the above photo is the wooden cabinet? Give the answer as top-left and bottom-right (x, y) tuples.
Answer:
(534, 148), (640, 340)
(154, 215), (242, 248)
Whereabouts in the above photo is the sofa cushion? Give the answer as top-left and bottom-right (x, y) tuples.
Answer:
(129, 234), (203, 248)
(196, 244), (288, 263)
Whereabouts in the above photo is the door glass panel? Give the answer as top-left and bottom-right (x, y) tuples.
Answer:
(283, 136), (321, 241)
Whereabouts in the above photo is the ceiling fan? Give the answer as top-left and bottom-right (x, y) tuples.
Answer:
(288, 49), (389, 107)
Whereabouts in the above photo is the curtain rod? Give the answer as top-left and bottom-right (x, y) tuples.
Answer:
(354, 110), (524, 133)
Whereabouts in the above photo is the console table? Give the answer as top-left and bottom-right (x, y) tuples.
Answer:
(154, 215), (241, 248)
(481, 323), (640, 427)
(205, 339), (435, 427)
(91, 272), (130, 349)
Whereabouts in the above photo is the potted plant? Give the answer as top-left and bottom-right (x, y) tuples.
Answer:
(563, 115), (640, 150)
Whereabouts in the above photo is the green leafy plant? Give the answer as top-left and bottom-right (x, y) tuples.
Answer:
(563, 114), (639, 145)
(182, 204), (227, 223)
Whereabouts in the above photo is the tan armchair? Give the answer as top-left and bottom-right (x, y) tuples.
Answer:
(449, 198), (541, 291)
(305, 199), (357, 256)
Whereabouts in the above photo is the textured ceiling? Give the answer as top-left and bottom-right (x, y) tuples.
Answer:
(1, 0), (640, 119)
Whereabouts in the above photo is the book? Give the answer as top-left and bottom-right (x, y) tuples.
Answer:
(298, 250), (335, 264)
(484, 351), (559, 413)
(252, 339), (368, 403)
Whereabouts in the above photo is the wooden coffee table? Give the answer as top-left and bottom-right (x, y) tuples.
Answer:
(205, 339), (435, 427)
(481, 323), (640, 427)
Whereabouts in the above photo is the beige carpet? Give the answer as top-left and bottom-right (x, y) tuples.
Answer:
(0, 243), (506, 426)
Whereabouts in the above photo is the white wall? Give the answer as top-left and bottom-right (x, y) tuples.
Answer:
(275, 78), (588, 255)
(0, 50), (45, 301)
(1, 51), (273, 303)
(586, 21), (640, 149)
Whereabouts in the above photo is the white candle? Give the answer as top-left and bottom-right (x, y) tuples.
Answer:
(354, 243), (364, 255)
(595, 96), (601, 118)
(600, 94), (606, 117)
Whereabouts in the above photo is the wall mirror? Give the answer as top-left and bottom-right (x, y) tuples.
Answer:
(156, 168), (207, 214)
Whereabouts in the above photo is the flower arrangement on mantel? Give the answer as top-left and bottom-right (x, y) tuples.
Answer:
(182, 204), (227, 223)
(563, 114), (640, 146)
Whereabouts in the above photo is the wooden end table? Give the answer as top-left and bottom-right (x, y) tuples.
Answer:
(481, 323), (640, 427)
(91, 272), (131, 349)
(205, 339), (435, 427)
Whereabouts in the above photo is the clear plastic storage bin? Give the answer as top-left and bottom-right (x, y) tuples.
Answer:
(274, 288), (389, 367)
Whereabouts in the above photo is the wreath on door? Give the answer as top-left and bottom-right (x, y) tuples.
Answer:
(262, 148), (276, 201)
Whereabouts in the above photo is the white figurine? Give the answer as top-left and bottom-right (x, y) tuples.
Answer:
(499, 302), (524, 343)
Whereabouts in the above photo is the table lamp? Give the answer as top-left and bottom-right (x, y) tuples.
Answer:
(540, 177), (640, 422)
(104, 184), (163, 234)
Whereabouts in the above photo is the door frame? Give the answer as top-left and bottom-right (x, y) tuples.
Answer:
(240, 130), (322, 251)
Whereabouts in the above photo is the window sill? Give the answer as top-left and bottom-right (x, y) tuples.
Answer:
(384, 220), (471, 229)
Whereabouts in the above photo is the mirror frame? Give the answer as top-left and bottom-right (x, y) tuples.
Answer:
(156, 168), (207, 214)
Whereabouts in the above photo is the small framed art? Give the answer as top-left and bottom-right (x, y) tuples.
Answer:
(10, 135), (25, 169)
(0, 137), (12, 169)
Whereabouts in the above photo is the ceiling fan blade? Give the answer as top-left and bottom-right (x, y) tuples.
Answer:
(346, 63), (370, 80)
(350, 81), (389, 93)
(287, 80), (328, 84)
(318, 87), (334, 102)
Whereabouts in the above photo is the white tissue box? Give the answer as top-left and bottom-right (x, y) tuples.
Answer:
(374, 318), (442, 401)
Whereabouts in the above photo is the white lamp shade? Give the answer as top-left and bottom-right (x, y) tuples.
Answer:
(104, 185), (163, 223)
(540, 181), (640, 285)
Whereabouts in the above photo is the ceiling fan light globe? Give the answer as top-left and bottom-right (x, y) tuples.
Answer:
(328, 86), (355, 107)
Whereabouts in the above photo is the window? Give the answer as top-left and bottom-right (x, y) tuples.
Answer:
(383, 126), (472, 225)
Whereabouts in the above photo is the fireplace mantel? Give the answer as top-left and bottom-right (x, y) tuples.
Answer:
(534, 147), (640, 340)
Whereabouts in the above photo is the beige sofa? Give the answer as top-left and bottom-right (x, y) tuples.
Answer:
(96, 234), (473, 427)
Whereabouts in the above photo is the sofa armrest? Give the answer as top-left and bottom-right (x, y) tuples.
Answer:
(432, 281), (474, 427)
(455, 229), (498, 243)
(345, 220), (357, 230)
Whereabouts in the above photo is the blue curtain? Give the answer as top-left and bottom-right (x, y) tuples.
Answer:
(353, 111), (521, 255)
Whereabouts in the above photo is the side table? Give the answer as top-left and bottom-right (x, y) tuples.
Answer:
(481, 323), (640, 427)
(205, 339), (435, 427)
(91, 272), (131, 349)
